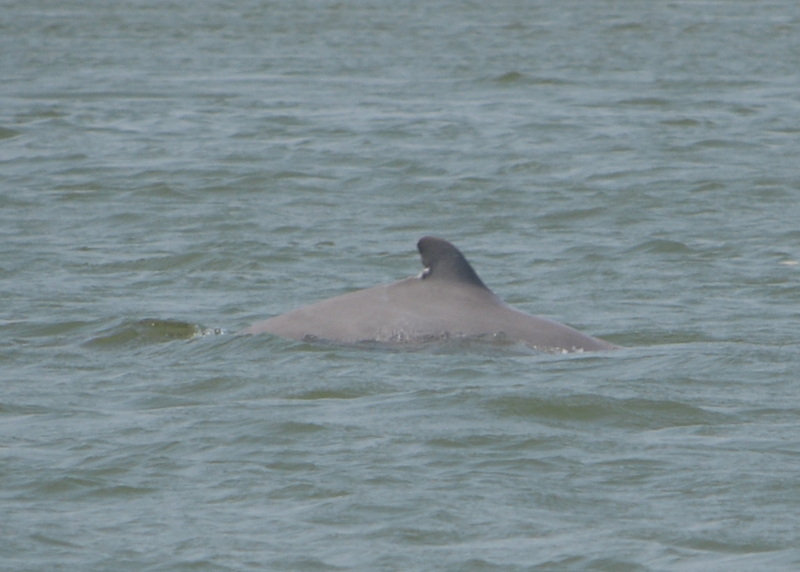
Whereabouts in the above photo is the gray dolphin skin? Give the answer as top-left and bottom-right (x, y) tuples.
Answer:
(243, 237), (619, 353)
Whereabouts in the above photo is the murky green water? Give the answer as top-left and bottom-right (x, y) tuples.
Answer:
(3, 1), (800, 570)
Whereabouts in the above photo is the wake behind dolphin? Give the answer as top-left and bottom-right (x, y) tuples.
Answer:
(243, 237), (619, 353)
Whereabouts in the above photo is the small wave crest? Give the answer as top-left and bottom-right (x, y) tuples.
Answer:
(84, 318), (221, 349)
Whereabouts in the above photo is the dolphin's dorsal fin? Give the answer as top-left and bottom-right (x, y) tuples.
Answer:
(417, 236), (488, 289)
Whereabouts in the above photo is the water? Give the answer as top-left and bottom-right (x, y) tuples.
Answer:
(2, 0), (800, 570)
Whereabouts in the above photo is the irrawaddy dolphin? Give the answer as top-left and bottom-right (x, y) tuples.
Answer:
(242, 236), (619, 353)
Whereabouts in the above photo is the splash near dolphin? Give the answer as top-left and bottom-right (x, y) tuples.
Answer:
(243, 237), (618, 353)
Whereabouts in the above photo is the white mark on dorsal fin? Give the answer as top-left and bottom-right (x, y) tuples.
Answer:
(416, 236), (488, 289)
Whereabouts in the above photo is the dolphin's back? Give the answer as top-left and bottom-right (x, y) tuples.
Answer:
(243, 277), (494, 342)
(243, 237), (618, 352)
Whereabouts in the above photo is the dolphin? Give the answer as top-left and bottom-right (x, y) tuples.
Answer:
(242, 237), (618, 352)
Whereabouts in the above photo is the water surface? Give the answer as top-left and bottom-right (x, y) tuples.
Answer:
(2, 1), (800, 570)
